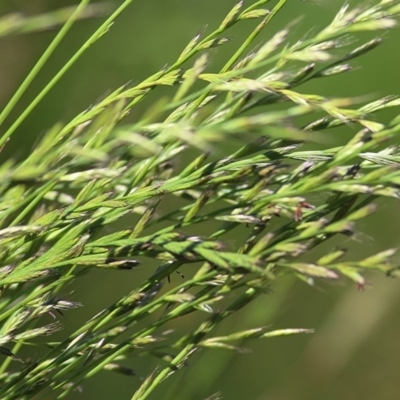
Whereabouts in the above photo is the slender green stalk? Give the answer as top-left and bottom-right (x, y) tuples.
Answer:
(0, 0), (90, 146)
(0, 0), (135, 147)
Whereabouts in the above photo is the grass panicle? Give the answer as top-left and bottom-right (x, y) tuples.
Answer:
(0, 1), (400, 399)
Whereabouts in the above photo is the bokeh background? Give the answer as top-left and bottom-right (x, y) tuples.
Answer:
(1, 1), (400, 399)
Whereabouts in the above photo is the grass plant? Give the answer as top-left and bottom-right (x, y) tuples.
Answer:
(0, 1), (400, 399)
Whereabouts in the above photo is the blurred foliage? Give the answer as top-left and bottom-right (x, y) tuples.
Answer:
(0, 1), (400, 399)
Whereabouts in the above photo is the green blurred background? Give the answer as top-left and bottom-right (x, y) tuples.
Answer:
(1, 1), (400, 399)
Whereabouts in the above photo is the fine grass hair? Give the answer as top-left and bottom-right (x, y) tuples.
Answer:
(1, 1), (400, 399)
